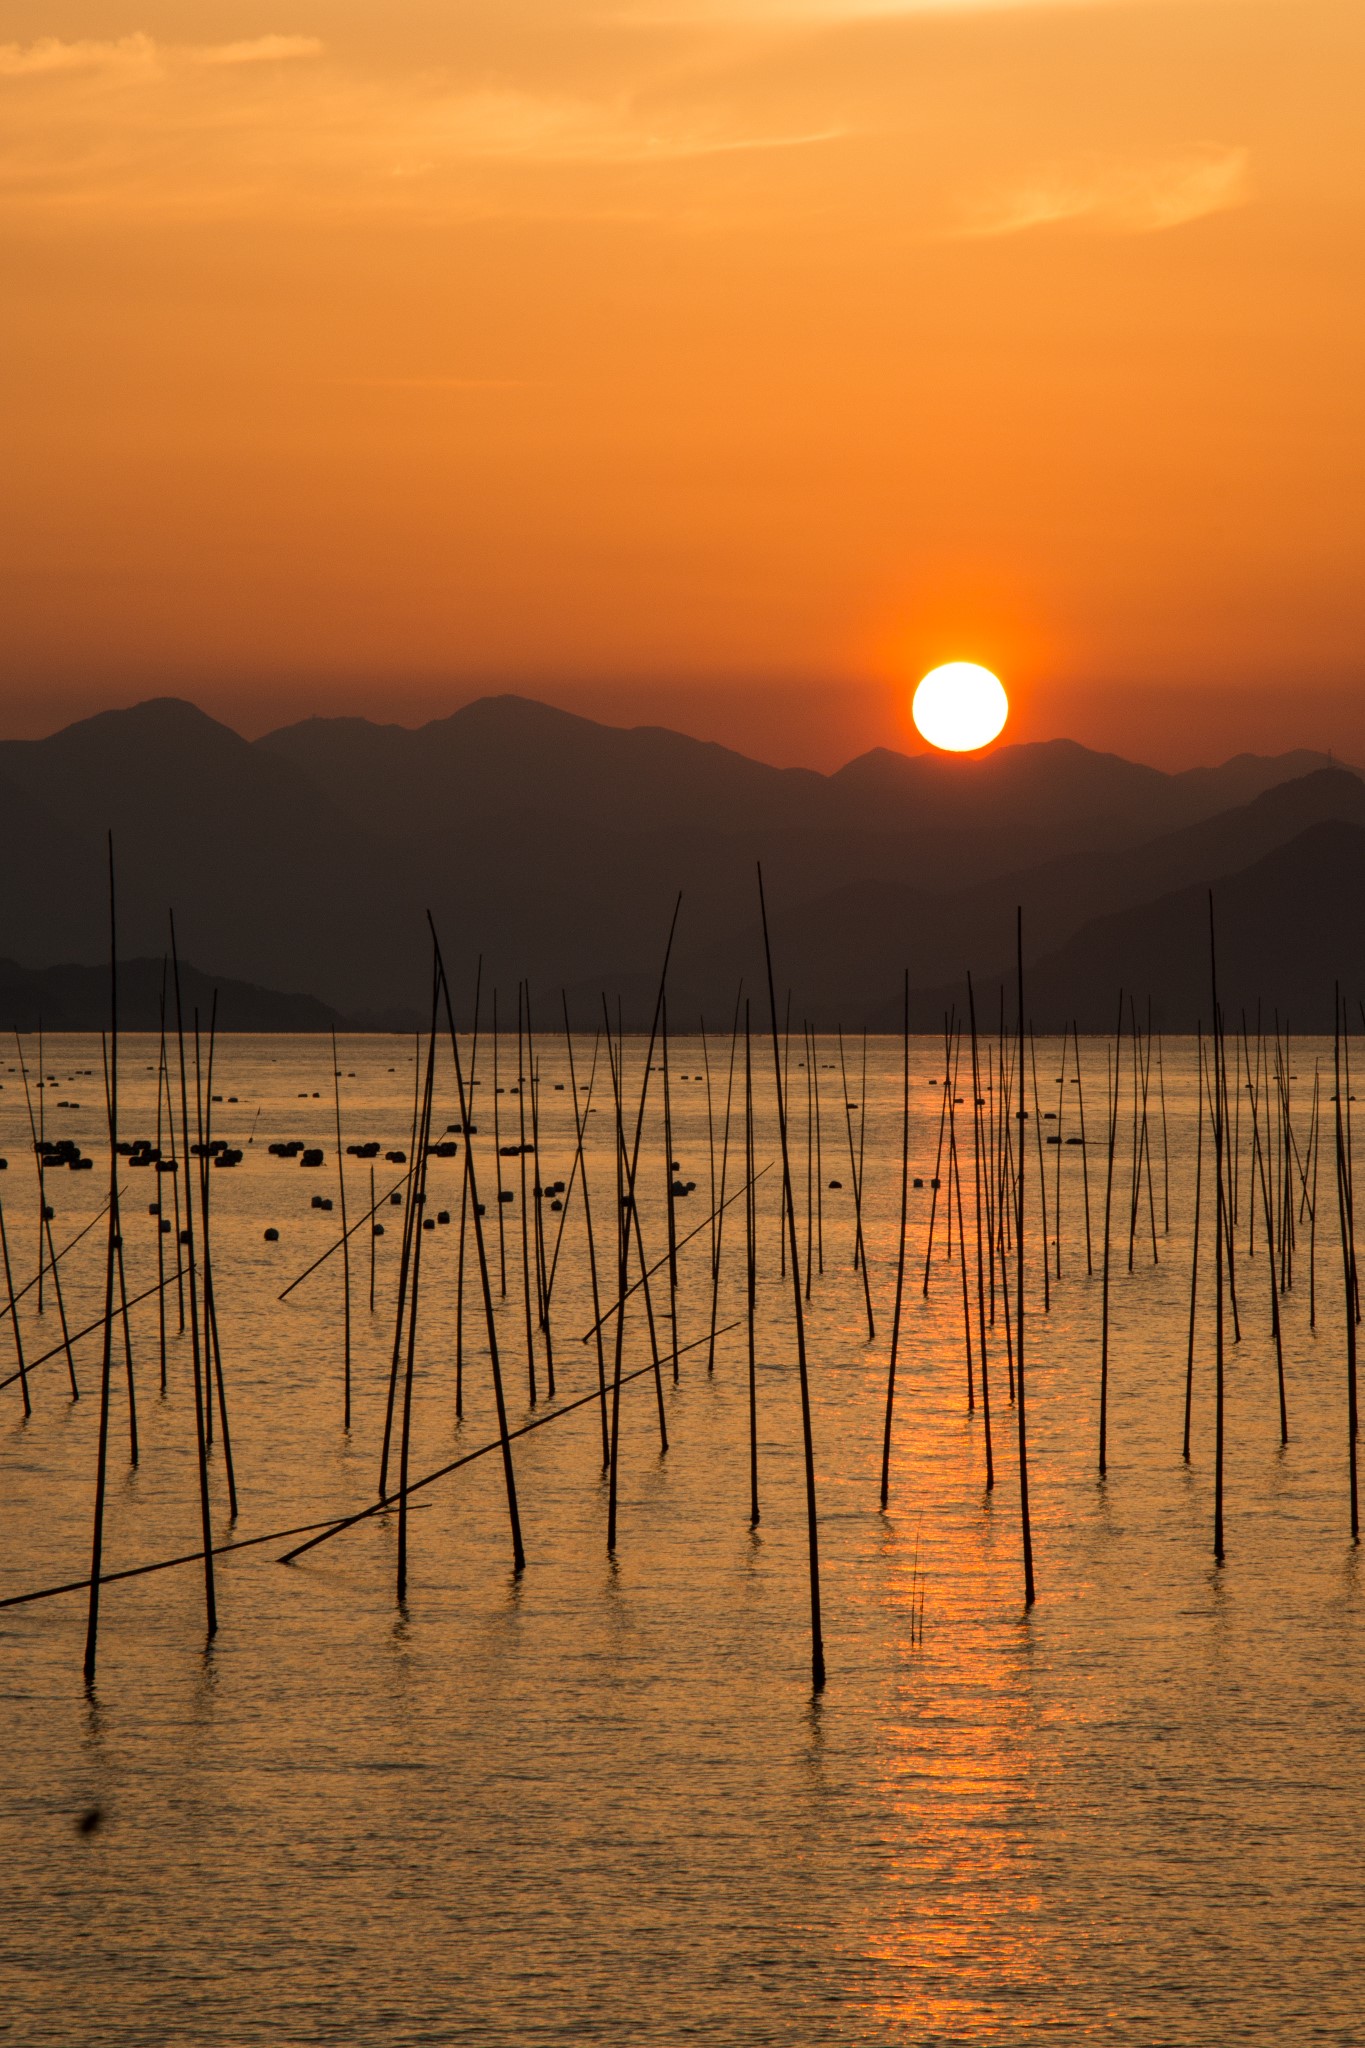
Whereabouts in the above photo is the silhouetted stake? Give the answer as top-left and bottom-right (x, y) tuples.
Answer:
(858, 1028), (870, 1260)
(515, 984), (537, 1405)
(430, 922), (524, 1573)
(14, 1032), (77, 1396)
(1140, 1002), (1159, 1263)
(812, 1025), (824, 1276)
(527, 993), (556, 1397)
(1125, 1001), (1142, 1273)
(1014, 910), (1035, 1608)
(562, 1003), (608, 1465)
(1210, 898), (1226, 1563)
(803, 1023), (814, 1298)
(984, 1043), (1000, 1327)
(1344, 1018), (1360, 1328)
(757, 865), (825, 1690)
(83, 838), (121, 1685)
(492, 991), (507, 1296)
(1029, 1029), (1051, 1311)
(699, 1014), (719, 1317)
(1335, 990), (1360, 1542)
(1219, 1019), (1244, 1343)
(707, 992), (742, 1373)
(198, 1002), (235, 1514)
(838, 1028), (875, 1339)
(453, 964), (482, 1420)
(170, 914), (217, 1640)
(155, 973), (169, 1392)
(100, 1031), (137, 1468)
(1098, 997), (1124, 1478)
(545, 1032), (598, 1309)
(369, 1163), (377, 1317)
(397, 973), (439, 1604)
(745, 1001), (759, 1528)
(331, 1027), (352, 1429)
(1244, 1029), (1289, 1445)
(605, 1012), (628, 1553)
(921, 1020), (952, 1296)
(164, 1044), (185, 1333)
(777, 997), (790, 1277)
(967, 974), (994, 1491)
(1310, 1063), (1321, 1330)
(1074, 1021), (1094, 1276)
(1053, 1025), (1066, 1280)
(1157, 1030), (1171, 1235)
(880, 971), (912, 1508)
(997, 1099), (1016, 1404)
(0, 1197), (28, 1416)
(378, 1033), (426, 1501)
(605, 901), (682, 1553)
(1184, 1027), (1205, 1463)
(661, 995), (680, 1382)
(34, 1022), (44, 1313)
(948, 1084), (974, 1411)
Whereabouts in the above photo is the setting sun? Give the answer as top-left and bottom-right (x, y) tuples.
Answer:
(912, 663), (1009, 753)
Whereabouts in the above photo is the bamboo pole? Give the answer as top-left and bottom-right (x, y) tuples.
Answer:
(879, 970), (912, 1508)
(757, 865), (825, 1690)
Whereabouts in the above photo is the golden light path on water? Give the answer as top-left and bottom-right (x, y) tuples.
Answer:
(0, 1031), (1361, 2044)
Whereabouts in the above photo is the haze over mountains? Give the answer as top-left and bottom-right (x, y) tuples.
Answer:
(0, 694), (1359, 1031)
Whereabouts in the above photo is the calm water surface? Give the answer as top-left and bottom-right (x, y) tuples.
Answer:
(0, 1032), (1361, 2045)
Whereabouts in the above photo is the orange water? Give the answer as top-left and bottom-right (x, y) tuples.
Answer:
(1, 1033), (1360, 2045)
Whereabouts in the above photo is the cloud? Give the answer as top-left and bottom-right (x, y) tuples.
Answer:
(0, 40), (844, 223)
(433, 90), (843, 163)
(620, 0), (1233, 21)
(0, 34), (323, 81)
(959, 146), (1251, 237)
(191, 37), (325, 68)
(0, 36), (159, 79)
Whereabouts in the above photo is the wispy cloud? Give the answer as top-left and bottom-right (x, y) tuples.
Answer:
(958, 146), (1251, 237)
(0, 37), (845, 221)
(0, 34), (323, 80)
(621, 0), (1230, 21)
(0, 35), (160, 79)
(193, 37), (324, 67)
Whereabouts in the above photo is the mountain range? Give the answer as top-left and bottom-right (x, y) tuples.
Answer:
(0, 693), (1359, 1031)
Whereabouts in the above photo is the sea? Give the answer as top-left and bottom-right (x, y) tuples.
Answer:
(1, 1030), (1361, 2046)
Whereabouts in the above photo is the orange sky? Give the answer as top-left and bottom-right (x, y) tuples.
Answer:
(1, 1), (1362, 768)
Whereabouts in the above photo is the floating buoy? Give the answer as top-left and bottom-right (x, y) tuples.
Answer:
(828, 1179), (842, 1189)
(264, 1227), (279, 1242)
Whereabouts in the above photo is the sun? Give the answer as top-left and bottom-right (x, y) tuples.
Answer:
(912, 662), (1009, 753)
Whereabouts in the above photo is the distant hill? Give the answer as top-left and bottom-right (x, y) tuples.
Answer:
(0, 957), (342, 1034)
(0, 692), (1355, 1028)
(890, 819), (1365, 1032)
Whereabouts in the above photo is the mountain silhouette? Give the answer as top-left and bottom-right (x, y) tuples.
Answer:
(0, 693), (1354, 1029)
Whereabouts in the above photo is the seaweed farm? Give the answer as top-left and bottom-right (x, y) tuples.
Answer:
(2, 998), (1363, 2046)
